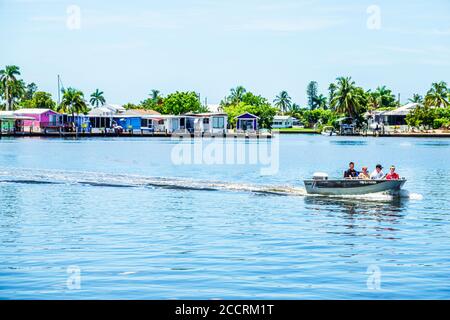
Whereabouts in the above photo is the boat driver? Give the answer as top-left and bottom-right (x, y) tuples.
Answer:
(344, 162), (359, 179)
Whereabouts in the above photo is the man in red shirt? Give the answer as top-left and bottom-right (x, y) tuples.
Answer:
(386, 165), (400, 180)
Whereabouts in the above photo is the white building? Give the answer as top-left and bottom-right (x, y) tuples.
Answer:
(272, 115), (296, 128)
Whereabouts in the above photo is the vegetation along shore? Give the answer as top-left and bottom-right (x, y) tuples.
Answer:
(1, 65), (450, 137)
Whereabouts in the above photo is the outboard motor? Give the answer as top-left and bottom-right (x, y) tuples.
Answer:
(312, 172), (328, 180)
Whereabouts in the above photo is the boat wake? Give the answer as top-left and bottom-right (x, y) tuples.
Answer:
(0, 168), (423, 201)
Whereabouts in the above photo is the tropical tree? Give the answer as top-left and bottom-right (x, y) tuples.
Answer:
(425, 81), (449, 108)
(229, 86), (247, 104)
(23, 82), (38, 101)
(273, 91), (292, 113)
(58, 87), (88, 119)
(330, 77), (366, 119)
(21, 91), (56, 110)
(89, 89), (106, 107)
(328, 83), (337, 104)
(290, 103), (301, 112)
(0, 65), (22, 110)
(163, 91), (204, 115)
(150, 89), (160, 102)
(306, 81), (318, 109)
(408, 94), (423, 104)
(366, 86), (397, 110)
(313, 94), (327, 109)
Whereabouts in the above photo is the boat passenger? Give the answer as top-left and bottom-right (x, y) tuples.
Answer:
(370, 164), (385, 180)
(358, 166), (370, 179)
(385, 165), (400, 180)
(344, 162), (359, 179)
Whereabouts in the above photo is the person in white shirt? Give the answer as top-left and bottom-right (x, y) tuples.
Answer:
(370, 164), (385, 180)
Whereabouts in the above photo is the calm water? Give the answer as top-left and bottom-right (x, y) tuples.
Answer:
(0, 135), (449, 299)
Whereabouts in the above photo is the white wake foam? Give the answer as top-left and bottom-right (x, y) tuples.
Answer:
(0, 167), (422, 201)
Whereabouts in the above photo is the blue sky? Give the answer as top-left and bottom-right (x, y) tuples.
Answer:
(1, 0), (449, 105)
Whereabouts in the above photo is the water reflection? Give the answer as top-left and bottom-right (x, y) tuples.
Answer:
(329, 140), (368, 146)
(304, 196), (407, 240)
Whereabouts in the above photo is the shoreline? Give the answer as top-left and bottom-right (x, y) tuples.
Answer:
(2, 131), (450, 138)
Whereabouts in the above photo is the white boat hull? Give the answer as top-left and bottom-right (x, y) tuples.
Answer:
(304, 179), (406, 196)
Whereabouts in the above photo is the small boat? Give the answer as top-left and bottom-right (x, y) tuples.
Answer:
(321, 126), (337, 136)
(304, 172), (406, 196)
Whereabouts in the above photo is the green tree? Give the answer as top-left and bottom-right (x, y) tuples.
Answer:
(328, 83), (337, 106)
(313, 94), (327, 109)
(330, 77), (366, 119)
(58, 88), (89, 119)
(408, 94), (423, 104)
(306, 81), (318, 109)
(273, 91), (292, 113)
(367, 85), (397, 110)
(0, 65), (23, 110)
(229, 86), (246, 104)
(141, 90), (164, 112)
(163, 91), (204, 115)
(89, 89), (106, 107)
(23, 82), (38, 101)
(150, 89), (160, 102)
(425, 81), (449, 108)
(21, 91), (56, 110)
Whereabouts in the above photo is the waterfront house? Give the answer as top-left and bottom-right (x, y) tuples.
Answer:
(113, 115), (141, 132)
(366, 103), (421, 133)
(272, 115), (296, 128)
(87, 106), (115, 132)
(235, 113), (259, 131)
(185, 112), (228, 134)
(381, 103), (420, 126)
(0, 111), (16, 132)
(123, 109), (161, 132)
(14, 109), (63, 133)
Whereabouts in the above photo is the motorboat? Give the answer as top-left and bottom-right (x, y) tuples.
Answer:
(304, 172), (406, 196)
(321, 126), (337, 136)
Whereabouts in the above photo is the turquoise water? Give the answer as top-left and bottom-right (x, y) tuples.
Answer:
(0, 135), (449, 299)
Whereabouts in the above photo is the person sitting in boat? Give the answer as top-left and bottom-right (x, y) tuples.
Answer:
(344, 162), (359, 179)
(385, 165), (400, 180)
(358, 166), (370, 179)
(370, 164), (385, 180)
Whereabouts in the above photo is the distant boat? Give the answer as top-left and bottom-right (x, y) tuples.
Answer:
(321, 126), (337, 136)
(304, 172), (406, 196)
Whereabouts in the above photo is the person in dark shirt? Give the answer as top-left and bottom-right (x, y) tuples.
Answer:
(344, 162), (359, 179)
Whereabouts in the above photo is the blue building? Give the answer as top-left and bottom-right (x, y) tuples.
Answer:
(113, 116), (141, 132)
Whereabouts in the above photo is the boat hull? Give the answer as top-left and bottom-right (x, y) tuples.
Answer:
(303, 179), (406, 196)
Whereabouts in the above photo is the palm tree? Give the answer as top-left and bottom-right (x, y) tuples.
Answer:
(0, 65), (22, 110)
(328, 83), (337, 102)
(330, 77), (365, 118)
(58, 87), (88, 121)
(89, 89), (105, 107)
(273, 91), (292, 113)
(313, 94), (327, 109)
(150, 89), (160, 102)
(408, 94), (423, 104)
(290, 103), (301, 112)
(425, 81), (449, 108)
(229, 86), (246, 104)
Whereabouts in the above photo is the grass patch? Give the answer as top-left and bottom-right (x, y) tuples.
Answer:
(274, 127), (320, 133)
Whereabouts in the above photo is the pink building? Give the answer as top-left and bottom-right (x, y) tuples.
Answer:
(14, 109), (63, 133)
